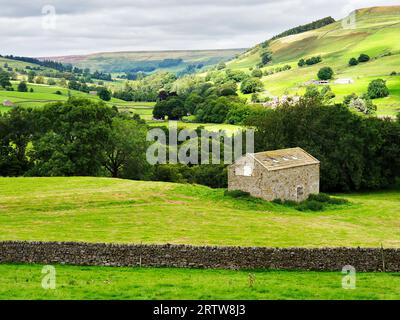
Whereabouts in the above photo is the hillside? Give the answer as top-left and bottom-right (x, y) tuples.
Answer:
(0, 177), (399, 248)
(229, 6), (400, 116)
(46, 49), (245, 75)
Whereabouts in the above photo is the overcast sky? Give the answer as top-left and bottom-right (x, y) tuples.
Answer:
(1, 0), (399, 57)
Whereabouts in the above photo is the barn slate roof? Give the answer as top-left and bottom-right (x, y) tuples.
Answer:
(248, 147), (320, 171)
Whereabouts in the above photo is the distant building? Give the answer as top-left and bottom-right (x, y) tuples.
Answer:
(334, 78), (354, 84)
(263, 95), (300, 109)
(228, 147), (320, 202)
(2, 100), (14, 107)
(304, 80), (330, 85)
(89, 91), (98, 95)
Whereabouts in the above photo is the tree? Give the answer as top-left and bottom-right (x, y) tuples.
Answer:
(28, 98), (114, 176)
(349, 58), (359, 66)
(153, 97), (185, 120)
(97, 87), (112, 101)
(251, 68), (263, 78)
(358, 54), (370, 63)
(0, 70), (11, 88)
(27, 71), (36, 83)
(367, 79), (389, 99)
(260, 50), (272, 65)
(246, 101), (400, 191)
(35, 76), (45, 84)
(240, 78), (263, 94)
(17, 81), (28, 92)
(0, 107), (34, 176)
(349, 96), (377, 115)
(298, 59), (305, 67)
(317, 67), (334, 80)
(218, 82), (237, 97)
(217, 62), (226, 70)
(47, 79), (56, 86)
(305, 56), (322, 66)
(104, 117), (151, 179)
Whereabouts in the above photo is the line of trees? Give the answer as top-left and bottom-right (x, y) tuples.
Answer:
(247, 98), (400, 191)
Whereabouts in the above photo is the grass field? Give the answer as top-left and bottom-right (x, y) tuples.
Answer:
(0, 177), (398, 248)
(229, 6), (400, 117)
(0, 82), (130, 109)
(0, 264), (399, 300)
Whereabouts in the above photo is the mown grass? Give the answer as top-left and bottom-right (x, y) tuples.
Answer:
(0, 264), (399, 300)
(0, 177), (398, 248)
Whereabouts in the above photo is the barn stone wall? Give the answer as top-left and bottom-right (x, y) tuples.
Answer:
(0, 241), (399, 272)
(228, 157), (319, 202)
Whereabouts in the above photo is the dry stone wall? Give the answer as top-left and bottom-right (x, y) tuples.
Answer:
(0, 241), (399, 272)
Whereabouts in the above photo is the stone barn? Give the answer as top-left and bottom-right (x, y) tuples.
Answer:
(228, 147), (320, 202)
(2, 100), (14, 107)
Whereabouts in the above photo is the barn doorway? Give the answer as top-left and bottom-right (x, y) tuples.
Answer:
(296, 185), (304, 200)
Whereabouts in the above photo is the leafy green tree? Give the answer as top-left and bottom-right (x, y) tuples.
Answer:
(17, 81), (28, 92)
(317, 67), (334, 80)
(47, 79), (56, 86)
(225, 69), (249, 83)
(367, 79), (389, 99)
(35, 76), (45, 84)
(0, 70), (11, 88)
(28, 98), (114, 176)
(27, 71), (36, 83)
(305, 56), (322, 66)
(246, 101), (400, 191)
(240, 77), (263, 94)
(97, 87), (112, 101)
(358, 53), (370, 63)
(218, 82), (238, 97)
(349, 58), (359, 66)
(184, 93), (203, 115)
(251, 68), (263, 78)
(260, 50), (272, 66)
(217, 62), (226, 70)
(104, 118), (151, 179)
(0, 107), (34, 176)
(153, 97), (185, 120)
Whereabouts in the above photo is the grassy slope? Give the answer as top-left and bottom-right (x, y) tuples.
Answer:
(0, 177), (398, 248)
(1, 264), (399, 300)
(228, 6), (400, 117)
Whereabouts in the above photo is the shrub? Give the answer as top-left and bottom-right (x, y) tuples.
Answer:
(240, 78), (263, 94)
(305, 56), (322, 66)
(308, 193), (331, 203)
(390, 71), (397, 76)
(367, 79), (389, 99)
(358, 54), (370, 62)
(224, 190), (251, 198)
(17, 81), (28, 92)
(272, 198), (283, 205)
(298, 59), (305, 67)
(251, 68), (263, 78)
(317, 67), (334, 80)
(349, 58), (359, 66)
(297, 200), (324, 212)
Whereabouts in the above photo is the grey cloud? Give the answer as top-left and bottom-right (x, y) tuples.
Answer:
(0, 0), (398, 56)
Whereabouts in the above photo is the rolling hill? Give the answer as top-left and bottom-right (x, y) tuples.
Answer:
(229, 5), (400, 116)
(45, 49), (245, 75)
